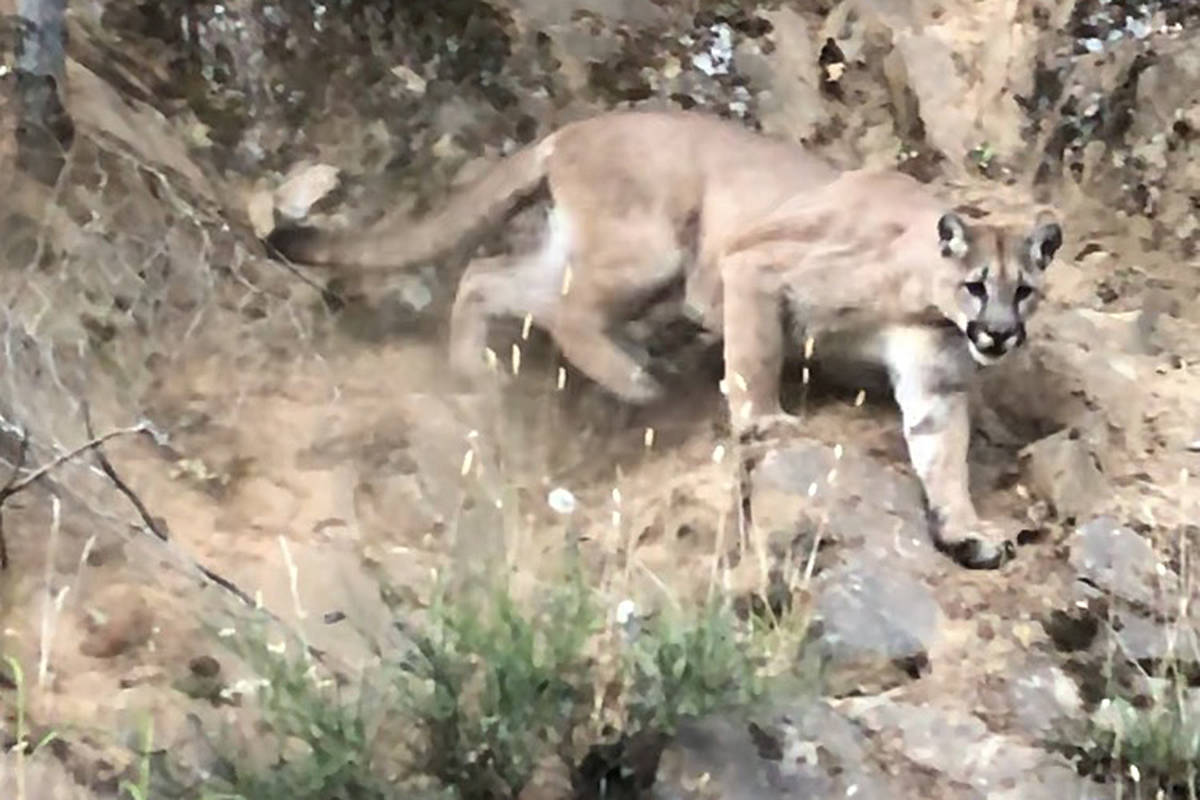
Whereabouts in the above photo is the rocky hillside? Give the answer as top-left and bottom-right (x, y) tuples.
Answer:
(1, 0), (1199, 798)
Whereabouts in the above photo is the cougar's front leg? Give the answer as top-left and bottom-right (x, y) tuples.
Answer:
(721, 260), (793, 436)
(887, 331), (1016, 570)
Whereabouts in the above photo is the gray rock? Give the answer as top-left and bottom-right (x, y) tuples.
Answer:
(815, 557), (941, 669)
(658, 720), (827, 799)
(837, 697), (1103, 799)
(1069, 517), (1179, 611)
(1108, 612), (1200, 663)
(1019, 427), (1111, 521)
(1006, 661), (1084, 737)
(751, 443), (944, 693)
(750, 442), (939, 575)
(654, 697), (1107, 800)
(653, 700), (892, 800)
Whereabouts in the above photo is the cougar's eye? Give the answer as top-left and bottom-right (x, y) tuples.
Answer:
(964, 281), (987, 300)
(1014, 284), (1034, 302)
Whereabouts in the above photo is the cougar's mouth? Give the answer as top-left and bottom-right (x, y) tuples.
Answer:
(965, 338), (1005, 366)
(963, 320), (1026, 366)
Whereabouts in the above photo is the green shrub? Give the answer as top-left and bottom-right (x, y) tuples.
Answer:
(1086, 689), (1200, 797)
(199, 565), (811, 799)
(398, 566), (603, 796)
(198, 619), (392, 800)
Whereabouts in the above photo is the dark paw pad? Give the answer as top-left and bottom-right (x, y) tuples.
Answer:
(1016, 527), (1046, 546)
(945, 536), (1016, 570)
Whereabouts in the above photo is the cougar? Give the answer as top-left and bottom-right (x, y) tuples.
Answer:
(267, 109), (1063, 570)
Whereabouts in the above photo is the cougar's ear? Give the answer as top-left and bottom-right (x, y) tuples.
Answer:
(937, 212), (969, 259)
(1028, 212), (1063, 271)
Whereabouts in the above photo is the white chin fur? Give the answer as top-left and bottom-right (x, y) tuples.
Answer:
(966, 339), (1004, 366)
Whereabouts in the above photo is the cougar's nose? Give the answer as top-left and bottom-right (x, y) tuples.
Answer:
(966, 322), (1023, 355)
(992, 327), (1017, 346)
(997, 325), (1026, 348)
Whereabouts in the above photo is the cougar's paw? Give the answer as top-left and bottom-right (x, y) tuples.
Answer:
(943, 536), (1017, 570)
(929, 511), (1017, 570)
(734, 412), (804, 445)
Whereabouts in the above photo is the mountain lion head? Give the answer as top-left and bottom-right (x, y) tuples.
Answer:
(935, 210), (1063, 366)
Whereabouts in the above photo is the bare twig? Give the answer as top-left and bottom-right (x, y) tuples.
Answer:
(0, 421), (151, 571)
(1, 423), (152, 501)
(83, 428), (169, 543)
(265, 248), (344, 302)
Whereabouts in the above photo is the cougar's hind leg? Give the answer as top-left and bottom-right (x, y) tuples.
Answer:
(449, 253), (552, 388)
(548, 306), (666, 403)
(545, 213), (691, 405)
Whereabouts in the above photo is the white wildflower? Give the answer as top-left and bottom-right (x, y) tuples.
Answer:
(547, 487), (577, 515)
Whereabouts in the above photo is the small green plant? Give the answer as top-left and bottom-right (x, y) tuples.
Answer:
(3, 655), (61, 800)
(1068, 601), (1200, 799)
(623, 596), (767, 732)
(399, 566), (604, 796)
(1085, 688), (1200, 797)
(118, 713), (155, 800)
(198, 620), (392, 800)
(968, 141), (996, 172)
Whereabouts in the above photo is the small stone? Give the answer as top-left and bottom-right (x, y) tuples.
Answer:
(274, 162), (341, 221)
(1068, 517), (1179, 610)
(1019, 428), (1110, 521)
(188, 655), (221, 678)
(245, 187), (277, 238)
(389, 64), (427, 94)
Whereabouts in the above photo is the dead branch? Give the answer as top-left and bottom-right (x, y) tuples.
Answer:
(2, 423), (153, 500)
(83, 423), (169, 543)
(0, 423), (148, 570)
(89, 436), (263, 607)
(80, 405), (332, 667)
(0, 405), (336, 670)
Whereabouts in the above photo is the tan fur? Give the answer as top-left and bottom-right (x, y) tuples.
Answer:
(266, 110), (1063, 569)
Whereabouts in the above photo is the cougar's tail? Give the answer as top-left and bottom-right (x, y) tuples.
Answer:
(265, 134), (557, 271)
